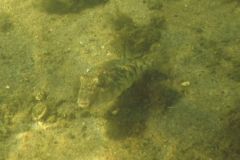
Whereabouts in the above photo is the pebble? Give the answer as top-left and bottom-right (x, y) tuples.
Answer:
(181, 81), (190, 87)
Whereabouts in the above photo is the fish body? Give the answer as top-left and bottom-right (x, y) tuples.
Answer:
(77, 52), (158, 108)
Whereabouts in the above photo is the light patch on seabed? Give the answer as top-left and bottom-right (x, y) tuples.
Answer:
(6, 118), (108, 160)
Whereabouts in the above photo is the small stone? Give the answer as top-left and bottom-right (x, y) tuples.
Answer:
(5, 85), (10, 89)
(106, 51), (112, 56)
(86, 68), (90, 73)
(181, 81), (190, 87)
(111, 108), (119, 115)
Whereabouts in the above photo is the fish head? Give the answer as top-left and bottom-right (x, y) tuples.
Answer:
(78, 74), (100, 108)
(77, 63), (123, 108)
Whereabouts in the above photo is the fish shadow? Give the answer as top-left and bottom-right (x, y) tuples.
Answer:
(104, 70), (181, 140)
(38, 0), (108, 15)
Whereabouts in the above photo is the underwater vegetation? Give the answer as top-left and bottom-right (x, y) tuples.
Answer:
(38, 0), (108, 14)
(0, 13), (13, 33)
(112, 13), (166, 58)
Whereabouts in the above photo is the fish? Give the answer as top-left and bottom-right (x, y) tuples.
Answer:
(77, 52), (159, 108)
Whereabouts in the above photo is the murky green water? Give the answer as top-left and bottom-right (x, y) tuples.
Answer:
(0, 0), (240, 159)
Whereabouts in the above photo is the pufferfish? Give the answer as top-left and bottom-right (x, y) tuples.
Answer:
(77, 52), (159, 108)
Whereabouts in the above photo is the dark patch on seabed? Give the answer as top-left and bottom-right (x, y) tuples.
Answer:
(215, 101), (240, 159)
(0, 12), (14, 33)
(224, 0), (240, 5)
(104, 71), (181, 140)
(38, 0), (109, 14)
(111, 12), (166, 58)
(228, 62), (240, 82)
(143, 0), (163, 11)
